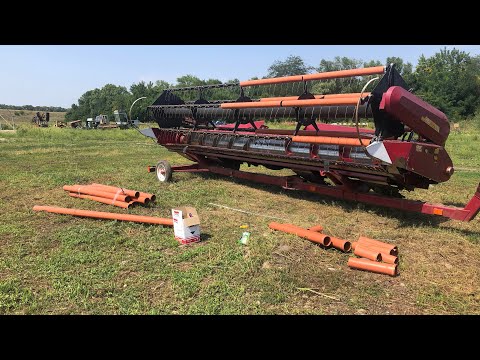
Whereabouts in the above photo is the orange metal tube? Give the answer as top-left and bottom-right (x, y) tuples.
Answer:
(307, 225), (324, 232)
(348, 257), (398, 276)
(330, 236), (352, 252)
(281, 98), (360, 107)
(358, 236), (398, 256)
(69, 192), (132, 209)
(259, 93), (371, 102)
(239, 66), (384, 87)
(221, 97), (359, 109)
(63, 185), (131, 203)
(240, 75), (304, 87)
(291, 136), (370, 146)
(353, 244), (381, 261)
(302, 66), (385, 82)
(220, 101), (282, 109)
(33, 205), (173, 226)
(269, 222), (331, 247)
(90, 183), (140, 198)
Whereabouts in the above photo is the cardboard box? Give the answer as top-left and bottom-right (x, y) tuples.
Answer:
(171, 206), (201, 244)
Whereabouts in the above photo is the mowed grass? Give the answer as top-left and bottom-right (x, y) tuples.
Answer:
(0, 122), (479, 314)
(0, 109), (66, 128)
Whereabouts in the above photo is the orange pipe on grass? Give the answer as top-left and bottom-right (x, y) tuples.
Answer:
(291, 136), (370, 146)
(348, 257), (398, 276)
(358, 236), (398, 256)
(353, 244), (381, 261)
(351, 241), (358, 250)
(91, 184), (156, 202)
(129, 195), (151, 205)
(259, 93), (371, 102)
(69, 192), (132, 209)
(330, 236), (352, 252)
(33, 205), (173, 226)
(355, 243), (399, 264)
(269, 222), (331, 247)
(307, 225), (324, 232)
(63, 185), (131, 203)
(90, 183), (140, 198)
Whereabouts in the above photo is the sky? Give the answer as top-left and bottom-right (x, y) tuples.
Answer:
(0, 45), (479, 108)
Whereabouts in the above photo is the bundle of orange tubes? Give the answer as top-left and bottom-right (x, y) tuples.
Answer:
(63, 183), (156, 209)
(268, 222), (399, 276)
(349, 237), (399, 276)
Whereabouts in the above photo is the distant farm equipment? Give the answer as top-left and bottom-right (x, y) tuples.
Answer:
(84, 110), (140, 130)
(32, 112), (49, 127)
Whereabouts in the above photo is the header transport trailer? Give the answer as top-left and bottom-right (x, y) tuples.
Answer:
(140, 64), (479, 222)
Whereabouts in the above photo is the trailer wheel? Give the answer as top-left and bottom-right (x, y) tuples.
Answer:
(156, 160), (172, 182)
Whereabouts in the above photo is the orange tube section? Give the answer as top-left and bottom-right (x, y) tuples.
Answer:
(354, 245), (381, 261)
(348, 257), (398, 276)
(220, 101), (281, 109)
(307, 225), (324, 232)
(63, 185), (131, 203)
(90, 183), (140, 198)
(291, 136), (370, 146)
(379, 253), (399, 265)
(240, 67), (384, 87)
(269, 222), (331, 247)
(91, 184), (156, 202)
(330, 236), (352, 252)
(302, 66), (385, 81)
(69, 192), (132, 209)
(358, 236), (398, 256)
(33, 205), (173, 226)
(221, 97), (359, 109)
(260, 93), (371, 102)
(129, 195), (151, 204)
(240, 75), (304, 87)
(281, 98), (360, 107)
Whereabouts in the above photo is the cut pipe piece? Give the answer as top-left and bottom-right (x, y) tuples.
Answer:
(330, 236), (352, 252)
(129, 196), (151, 205)
(291, 136), (370, 147)
(33, 205), (173, 226)
(269, 222), (331, 247)
(69, 192), (132, 209)
(88, 184), (139, 198)
(348, 257), (398, 276)
(91, 183), (156, 202)
(379, 253), (399, 265)
(358, 236), (398, 256)
(353, 244), (381, 261)
(351, 241), (358, 250)
(307, 225), (324, 232)
(63, 185), (131, 203)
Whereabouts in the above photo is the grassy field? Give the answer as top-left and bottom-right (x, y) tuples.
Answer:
(0, 121), (479, 314)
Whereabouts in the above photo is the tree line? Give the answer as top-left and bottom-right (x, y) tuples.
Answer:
(0, 104), (67, 112)
(65, 48), (480, 122)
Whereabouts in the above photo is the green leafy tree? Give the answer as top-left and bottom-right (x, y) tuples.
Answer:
(412, 48), (480, 118)
(267, 55), (313, 78)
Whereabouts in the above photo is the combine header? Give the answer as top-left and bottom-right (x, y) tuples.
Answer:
(141, 65), (479, 221)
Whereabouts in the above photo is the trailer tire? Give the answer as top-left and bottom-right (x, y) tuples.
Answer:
(156, 160), (172, 182)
